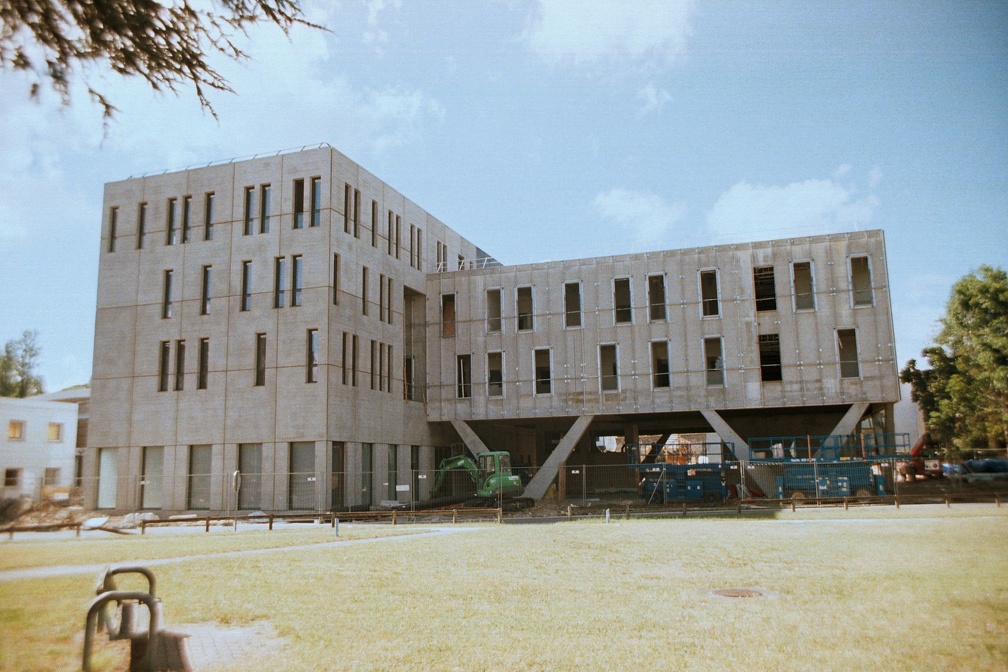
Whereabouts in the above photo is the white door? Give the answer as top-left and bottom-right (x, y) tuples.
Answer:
(97, 448), (118, 509)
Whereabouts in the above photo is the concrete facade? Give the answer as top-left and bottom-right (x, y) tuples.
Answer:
(86, 145), (900, 513)
(1, 396), (78, 499)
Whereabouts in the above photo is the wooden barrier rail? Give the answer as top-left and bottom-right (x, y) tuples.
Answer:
(137, 508), (503, 533)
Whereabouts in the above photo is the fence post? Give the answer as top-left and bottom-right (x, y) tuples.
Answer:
(205, 516), (210, 533)
(894, 495), (899, 509)
(624, 503), (630, 520)
(946, 495), (951, 509)
(269, 514), (274, 531)
(141, 520), (147, 535)
(567, 505), (572, 521)
(392, 509), (397, 526)
(682, 502), (687, 518)
(996, 495), (1001, 508)
(497, 508), (502, 524)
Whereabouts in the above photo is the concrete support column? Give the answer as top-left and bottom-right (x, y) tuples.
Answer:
(522, 415), (594, 500)
(830, 403), (870, 437)
(450, 420), (490, 458)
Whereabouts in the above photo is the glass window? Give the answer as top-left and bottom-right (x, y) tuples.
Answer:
(7, 420), (24, 440)
(182, 195), (192, 243)
(293, 178), (305, 229)
(274, 257), (286, 309)
(198, 338), (209, 390)
(310, 177), (321, 227)
(204, 192), (214, 240)
(4, 468), (21, 487)
(162, 269), (173, 319)
(307, 329), (319, 383)
(260, 184), (271, 233)
(47, 422), (62, 441)
(291, 255), (303, 307)
(166, 198), (178, 245)
(137, 202), (146, 249)
(200, 265), (212, 315)
(243, 186), (254, 235)
(107, 207), (118, 253)
(158, 341), (170, 392)
(361, 266), (369, 316)
(255, 333), (267, 386)
(241, 260), (252, 312)
(174, 339), (185, 391)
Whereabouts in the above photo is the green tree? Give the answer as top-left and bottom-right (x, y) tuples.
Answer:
(1, 0), (320, 117)
(901, 266), (1008, 456)
(0, 330), (44, 398)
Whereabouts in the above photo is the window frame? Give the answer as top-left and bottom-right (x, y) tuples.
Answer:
(487, 351), (504, 398)
(647, 274), (667, 322)
(699, 269), (720, 318)
(613, 278), (633, 324)
(791, 260), (816, 312)
(599, 343), (619, 392)
(849, 255), (874, 307)
(703, 336), (725, 387)
(564, 282), (582, 328)
(533, 348), (552, 396)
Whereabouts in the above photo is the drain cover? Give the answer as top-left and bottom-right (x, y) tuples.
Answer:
(712, 588), (763, 598)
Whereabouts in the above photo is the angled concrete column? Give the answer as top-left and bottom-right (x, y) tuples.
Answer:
(522, 415), (594, 500)
(830, 403), (870, 436)
(700, 410), (748, 463)
(450, 420), (490, 459)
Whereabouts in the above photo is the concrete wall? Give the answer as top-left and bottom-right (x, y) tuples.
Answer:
(1, 397), (78, 499)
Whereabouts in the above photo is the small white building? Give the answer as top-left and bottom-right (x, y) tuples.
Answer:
(1, 396), (79, 500)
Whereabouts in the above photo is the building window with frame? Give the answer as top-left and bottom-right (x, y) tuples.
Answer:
(534, 348), (551, 395)
(200, 265), (212, 315)
(386, 344), (393, 393)
(370, 340), (377, 390)
(204, 192), (214, 240)
(599, 344), (619, 392)
(162, 269), (173, 319)
(754, 266), (777, 312)
(291, 255), (303, 307)
(395, 216), (401, 258)
(4, 469), (20, 488)
(517, 286), (533, 331)
(456, 354), (472, 399)
(614, 278), (632, 324)
(306, 329), (319, 383)
(651, 341), (670, 389)
(43, 467), (60, 486)
(487, 351), (504, 397)
(351, 335), (358, 387)
(293, 178), (305, 229)
(416, 228), (423, 271)
(7, 420), (25, 440)
(564, 282), (581, 328)
(378, 340), (385, 392)
(700, 270), (720, 317)
(47, 422), (63, 441)
(344, 184), (352, 234)
(759, 333), (783, 382)
(181, 195), (192, 243)
(166, 197), (178, 245)
(243, 186), (255, 235)
(254, 333), (267, 386)
(648, 275), (666, 321)
(197, 338), (209, 390)
(837, 329), (860, 378)
(850, 256), (873, 306)
(441, 294), (456, 337)
(260, 184), (271, 233)
(486, 289), (502, 333)
(310, 177), (321, 227)
(792, 261), (815, 311)
(385, 277), (393, 324)
(371, 200), (378, 246)
(341, 332), (349, 385)
(387, 211), (395, 256)
(704, 337), (724, 386)
(137, 202), (147, 249)
(241, 260), (252, 312)
(361, 266), (369, 316)
(174, 339), (185, 391)
(332, 253), (340, 305)
(159, 341), (170, 391)
(107, 206), (118, 252)
(274, 257), (286, 309)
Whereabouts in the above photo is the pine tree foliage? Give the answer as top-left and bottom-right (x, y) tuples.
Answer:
(0, 330), (44, 398)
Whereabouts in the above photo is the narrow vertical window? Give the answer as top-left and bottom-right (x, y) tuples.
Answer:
(410, 224), (417, 267)
(371, 200), (378, 246)
(344, 183), (352, 234)
(517, 286), (533, 331)
(182, 195), (192, 243)
(243, 187), (255, 235)
(651, 341), (670, 388)
(200, 265), (212, 315)
(341, 332), (349, 385)
(306, 329), (319, 383)
(416, 228), (423, 271)
(700, 270), (720, 317)
(332, 253), (340, 305)
(162, 269), (173, 319)
(197, 338), (209, 390)
(386, 277), (394, 324)
(370, 340), (377, 390)
(704, 337), (724, 386)
(353, 189), (361, 238)
(648, 275), (667, 321)
(486, 289), (502, 332)
(166, 198), (178, 245)
(850, 256), (873, 306)
(260, 184), (271, 233)
(404, 356), (415, 400)
(599, 344), (619, 391)
(456, 354), (472, 399)
(441, 294), (456, 337)
(792, 261), (815, 311)
(310, 177), (321, 227)
(379, 274), (386, 324)
(387, 445), (398, 500)
(241, 260), (252, 311)
(108, 207), (118, 252)
(351, 334), (358, 387)
(174, 339), (185, 391)
(386, 344), (392, 393)
(754, 266), (777, 311)
(534, 348), (551, 395)
(759, 334), (783, 381)
(254, 333), (267, 386)
(137, 202), (147, 249)
(203, 192), (214, 240)
(614, 278), (632, 324)
(487, 352), (503, 397)
(838, 329), (860, 378)
(458, 254), (465, 270)
(564, 282), (581, 328)
(158, 341), (170, 392)
(361, 266), (369, 316)
(395, 216), (401, 259)
(387, 211), (394, 255)
(274, 257), (286, 309)
(291, 255), (303, 307)
(378, 340), (385, 392)
(293, 178), (305, 229)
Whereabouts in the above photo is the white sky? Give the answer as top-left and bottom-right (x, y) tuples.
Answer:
(1, 0), (1006, 392)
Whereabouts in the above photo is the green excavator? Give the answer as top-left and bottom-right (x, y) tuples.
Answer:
(431, 451), (525, 505)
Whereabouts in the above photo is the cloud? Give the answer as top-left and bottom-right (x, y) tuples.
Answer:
(526, 0), (695, 63)
(636, 83), (671, 117)
(705, 169), (881, 244)
(594, 188), (687, 248)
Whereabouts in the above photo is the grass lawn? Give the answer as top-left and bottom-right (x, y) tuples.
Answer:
(1, 506), (1006, 671)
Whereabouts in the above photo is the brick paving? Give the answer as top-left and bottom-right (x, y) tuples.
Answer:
(170, 621), (283, 671)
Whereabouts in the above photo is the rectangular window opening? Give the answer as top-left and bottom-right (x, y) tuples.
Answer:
(341, 332), (348, 385)
(137, 202), (147, 249)
(47, 422), (62, 442)
(850, 256), (873, 306)
(486, 289), (502, 332)
(564, 282), (582, 328)
(241, 261), (252, 312)
(274, 257), (286, 308)
(306, 329), (318, 383)
(599, 344), (619, 392)
(200, 265), (212, 315)
(255, 333), (267, 386)
(441, 294), (456, 337)
(361, 266), (369, 316)
(487, 352), (503, 397)
(700, 270), (720, 317)
(534, 348), (551, 395)
(332, 253), (340, 305)
(7, 420), (24, 440)
(174, 339), (185, 391)
(158, 341), (170, 392)
(517, 287), (533, 331)
(293, 178), (305, 229)
(648, 275), (667, 321)
(108, 207), (118, 252)
(166, 198), (178, 245)
(259, 184), (271, 233)
(614, 278), (632, 324)
(456, 354), (472, 399)
(370, 340), (377, 390)
(310, 177), (321, 227)
(754, 266), (777, 312)
(651, 341), (670, 389)
(371, 200), (378, 246)
(243, 187), (254, 235)
(291, 255), (303, 307)
(759, 333), (783, 382)
(838, 329), (860, 378)
(197, 338), (209, 390)
(793, 261), (815, 311)
(704, 337), (724, 386)
(204, 192), (214, 240)
(182, 195), (192, 243)
(162, 269), (173, 319)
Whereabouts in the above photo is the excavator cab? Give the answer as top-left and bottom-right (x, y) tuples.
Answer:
(475, 452), (523, 499)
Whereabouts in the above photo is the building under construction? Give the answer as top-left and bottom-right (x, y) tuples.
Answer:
(83, 145), (900, 512)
